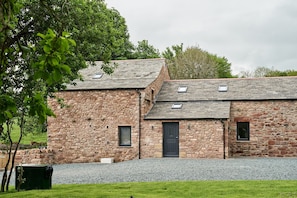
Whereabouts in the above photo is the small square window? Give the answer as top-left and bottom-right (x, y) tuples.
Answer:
(172, 104), (182, 109)
(178, 86), (188, 93)
(119, 126), (131, 146)
(237, 122), (250, 141)
(218, 85), (228, 92)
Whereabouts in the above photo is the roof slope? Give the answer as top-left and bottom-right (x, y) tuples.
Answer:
(145, 101), (230, 120)
(67, 58), (165, 90)
(145, 77), (297, 120)
(157, 77), (297, 101)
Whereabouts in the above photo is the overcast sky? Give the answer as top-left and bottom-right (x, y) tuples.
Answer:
(105, 0), (297, 74)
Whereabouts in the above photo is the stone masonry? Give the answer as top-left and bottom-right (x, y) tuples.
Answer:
(141, 120), (227, 159)
(48, 89), (141, 163)
(229, 100), (297, 157)
(46, 64), (169, 164)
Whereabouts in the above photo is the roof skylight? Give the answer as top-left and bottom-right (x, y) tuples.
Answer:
(171, 104), (183, 109)
(92, 73), (103, 79)
(178, 86), (188, 93)
(218, 85), (228, 92)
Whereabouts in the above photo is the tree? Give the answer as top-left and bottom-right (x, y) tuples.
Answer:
(131, 40), (160, 59)
(162, 43), (184, 60)
(0, 0), (89, 192)
(163, 45), (233, 79)
(253, 66), (273, 77)
(18, 0), (133, 69)
(208, 54), (233, 78)
(239, 66), (297, 78)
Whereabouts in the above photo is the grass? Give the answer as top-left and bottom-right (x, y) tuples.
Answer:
(1, 180), (297, 198)
(1, 124), (47, 145)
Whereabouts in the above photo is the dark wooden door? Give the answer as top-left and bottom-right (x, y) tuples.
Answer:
(163, 122), (179, 157)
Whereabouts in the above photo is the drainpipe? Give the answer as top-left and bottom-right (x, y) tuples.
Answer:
(220, 119), (226, 159)
(136, 89), (141, 159)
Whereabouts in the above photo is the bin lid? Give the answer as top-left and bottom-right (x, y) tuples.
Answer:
(17, 164), (51, 167)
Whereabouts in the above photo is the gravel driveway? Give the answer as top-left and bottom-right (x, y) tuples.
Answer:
(2, 158), (297, 185)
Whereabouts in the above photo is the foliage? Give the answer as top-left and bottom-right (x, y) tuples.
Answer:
(209, 54), (233, 78)
(239, 66), (297, 78)
(265, 69), (297, 77)
(131, 40), (161, 59)
(162, 44), (184, 60)
(1, 117), (47, 145)
(1, 180), (297, 198)
(163, 44), (233, 79)
(20, 0), (133, 64)
(0, 0), (84, 192)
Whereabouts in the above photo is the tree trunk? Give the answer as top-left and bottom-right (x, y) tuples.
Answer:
(0, 122), (12, 192)
(0, 118), (23, 192)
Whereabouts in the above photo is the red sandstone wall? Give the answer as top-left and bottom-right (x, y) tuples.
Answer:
(48, 90), (140, 163)
(47, 66), (168, 164)
(229, 100), (297, 157)
(141, 120), (226, 159)
(15, 149), (54, 165)
(143, 65), (170, 115)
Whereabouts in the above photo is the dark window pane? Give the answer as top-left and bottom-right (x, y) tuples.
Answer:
(119, 126), (131, 146)
(237, 122), (249, 141)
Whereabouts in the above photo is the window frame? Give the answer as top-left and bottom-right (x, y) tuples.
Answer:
(236, 122), (250, 141)
(178, 86), (188, 93)
(218, 85), (228, 92)
(118, 126), (132, 146)
(171, 103), (183, 109)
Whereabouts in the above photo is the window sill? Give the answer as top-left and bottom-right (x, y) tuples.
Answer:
(118, 145), (132, 148)
(236, 140), (250, 142)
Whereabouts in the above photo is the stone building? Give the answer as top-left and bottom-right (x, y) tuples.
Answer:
(47, 58), (170, 163)
(145, 77), (297, 159)
(44, 58), (297, 164)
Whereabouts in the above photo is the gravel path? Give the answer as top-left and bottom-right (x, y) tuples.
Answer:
(2, 158), (297, 185)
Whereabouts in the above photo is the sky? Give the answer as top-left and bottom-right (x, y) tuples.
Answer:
(105, 0), (297, 75)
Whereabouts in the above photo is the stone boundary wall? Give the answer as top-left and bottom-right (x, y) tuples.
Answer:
(0, 149), (53, 170)
(15, 149), (54, 165)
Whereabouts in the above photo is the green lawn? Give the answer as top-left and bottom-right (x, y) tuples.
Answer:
(1, 124), (47, 145)
(1, 180), (297, 198)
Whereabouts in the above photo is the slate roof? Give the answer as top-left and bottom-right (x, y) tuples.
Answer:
(66, 58), (165, 90)
(144, 101), (231, 119)
(157, 77), (297, 101)
(145, 77), (297, 120)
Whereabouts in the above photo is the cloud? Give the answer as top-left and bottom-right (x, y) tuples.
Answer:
(106, 0), (297, 74)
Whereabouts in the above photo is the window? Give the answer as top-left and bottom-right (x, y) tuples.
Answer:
(237, 122), (249, 141)
(119, 126), (131, 146)
(171, 103), (183, 109)
(92, 73), (103, 79)
(178, 86), (188, 93)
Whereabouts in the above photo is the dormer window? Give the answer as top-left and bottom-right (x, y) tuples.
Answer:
(92, 73), (103, 79)
(172, 104), (182, 109)
(178, 86), (188, 93)
(218, 85), (228, 92)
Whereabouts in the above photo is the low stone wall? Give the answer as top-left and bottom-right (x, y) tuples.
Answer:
(0, 152), (12, 170)
(15, 149), (54, 165)
(1, 149), (53, 170)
